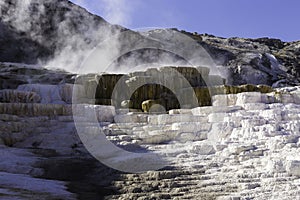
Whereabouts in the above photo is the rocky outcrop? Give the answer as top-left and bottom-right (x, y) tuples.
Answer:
(0, 0), (122, 64)
(0, 63), (75, 89)
(75, 66), (274, 112)
(1, 0), (299, 87)
(190, 32), (300, 86)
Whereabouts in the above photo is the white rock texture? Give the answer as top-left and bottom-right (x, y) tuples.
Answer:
(3, 88), (300, 199)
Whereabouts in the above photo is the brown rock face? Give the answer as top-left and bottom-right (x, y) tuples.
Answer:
(0, 90), (41, 103)
(76, 66), (209, 110)
(75, 66), (273, 112)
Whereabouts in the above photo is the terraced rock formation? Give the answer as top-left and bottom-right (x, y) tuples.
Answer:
(1, 63), (300, 199)
(0, 0), (300, 199)
(76, 66), (274, 112)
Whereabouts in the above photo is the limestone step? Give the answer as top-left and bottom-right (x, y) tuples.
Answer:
(171, 122), (211, 132)
(107, 123), (147, 130)
(114, 113), (148, 123)
(192, 106), (242, 116)
(168, 109), (192, 114)
(148, 114), (208, 125)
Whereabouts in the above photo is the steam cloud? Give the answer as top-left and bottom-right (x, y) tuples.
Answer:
(0, 0), (125, 73)
(0, 0), (223, 78)
(72, 0), (132, 27)
(100, 0), (132, 27)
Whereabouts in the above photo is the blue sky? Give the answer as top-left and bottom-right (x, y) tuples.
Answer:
(71, 0), (300, 41)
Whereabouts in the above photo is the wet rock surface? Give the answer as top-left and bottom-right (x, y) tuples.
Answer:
(1, 64), (300, 199)
(76, 66), (275, 111)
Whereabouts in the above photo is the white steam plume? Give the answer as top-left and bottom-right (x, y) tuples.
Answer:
(101, 0), (132, 27)
(0, 0), (125, 73)
(0, 0), (222, 78)
(72, 0), (132, 27)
